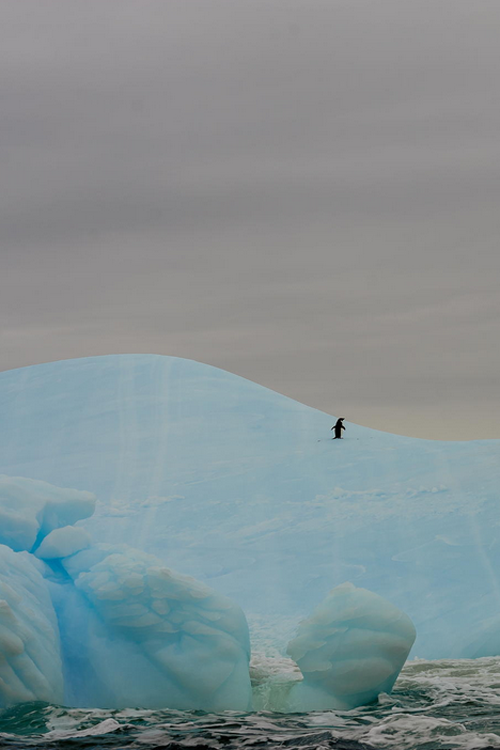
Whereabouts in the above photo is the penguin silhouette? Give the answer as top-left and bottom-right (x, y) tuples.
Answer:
(331, 418), (346, 439)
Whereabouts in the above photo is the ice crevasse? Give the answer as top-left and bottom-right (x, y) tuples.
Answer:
(1, 354), (498, 709)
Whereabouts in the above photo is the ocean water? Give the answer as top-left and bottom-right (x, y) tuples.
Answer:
(3, 658), (500, 750)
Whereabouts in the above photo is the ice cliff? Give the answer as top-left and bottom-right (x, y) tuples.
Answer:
(0, 354), (498, 709)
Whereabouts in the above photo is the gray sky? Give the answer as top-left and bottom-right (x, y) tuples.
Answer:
(1, 0), (499, 440)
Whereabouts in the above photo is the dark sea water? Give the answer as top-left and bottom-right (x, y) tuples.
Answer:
(3, 659), (500, 750)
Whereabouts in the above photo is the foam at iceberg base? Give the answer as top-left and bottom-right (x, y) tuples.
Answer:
(0, 475), (415, 711)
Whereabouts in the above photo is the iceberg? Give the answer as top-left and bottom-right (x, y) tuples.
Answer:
(59, 542), (253, 710)
(0, 486), (413, 710)
(0, 544), (63, 707)
(0, 354), (498, 710)
(286, 582), (416, 710)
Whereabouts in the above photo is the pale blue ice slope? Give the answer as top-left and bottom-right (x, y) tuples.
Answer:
(0, 353), (499, 673)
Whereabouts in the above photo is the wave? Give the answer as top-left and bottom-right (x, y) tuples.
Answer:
(2, 658), (500, 749)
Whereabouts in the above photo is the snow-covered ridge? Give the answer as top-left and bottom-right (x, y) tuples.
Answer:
(0, 354), (499, 709)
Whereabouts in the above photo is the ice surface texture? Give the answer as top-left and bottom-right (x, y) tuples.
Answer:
(35, 525), (90, 560)
(0, 474), (95, 553)
(0, 545), (63, 707)
(0, 473), (252, 710)
(60, 544), (252, 710)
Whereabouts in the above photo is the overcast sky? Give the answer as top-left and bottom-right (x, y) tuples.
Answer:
(1, 0), (499, 439)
